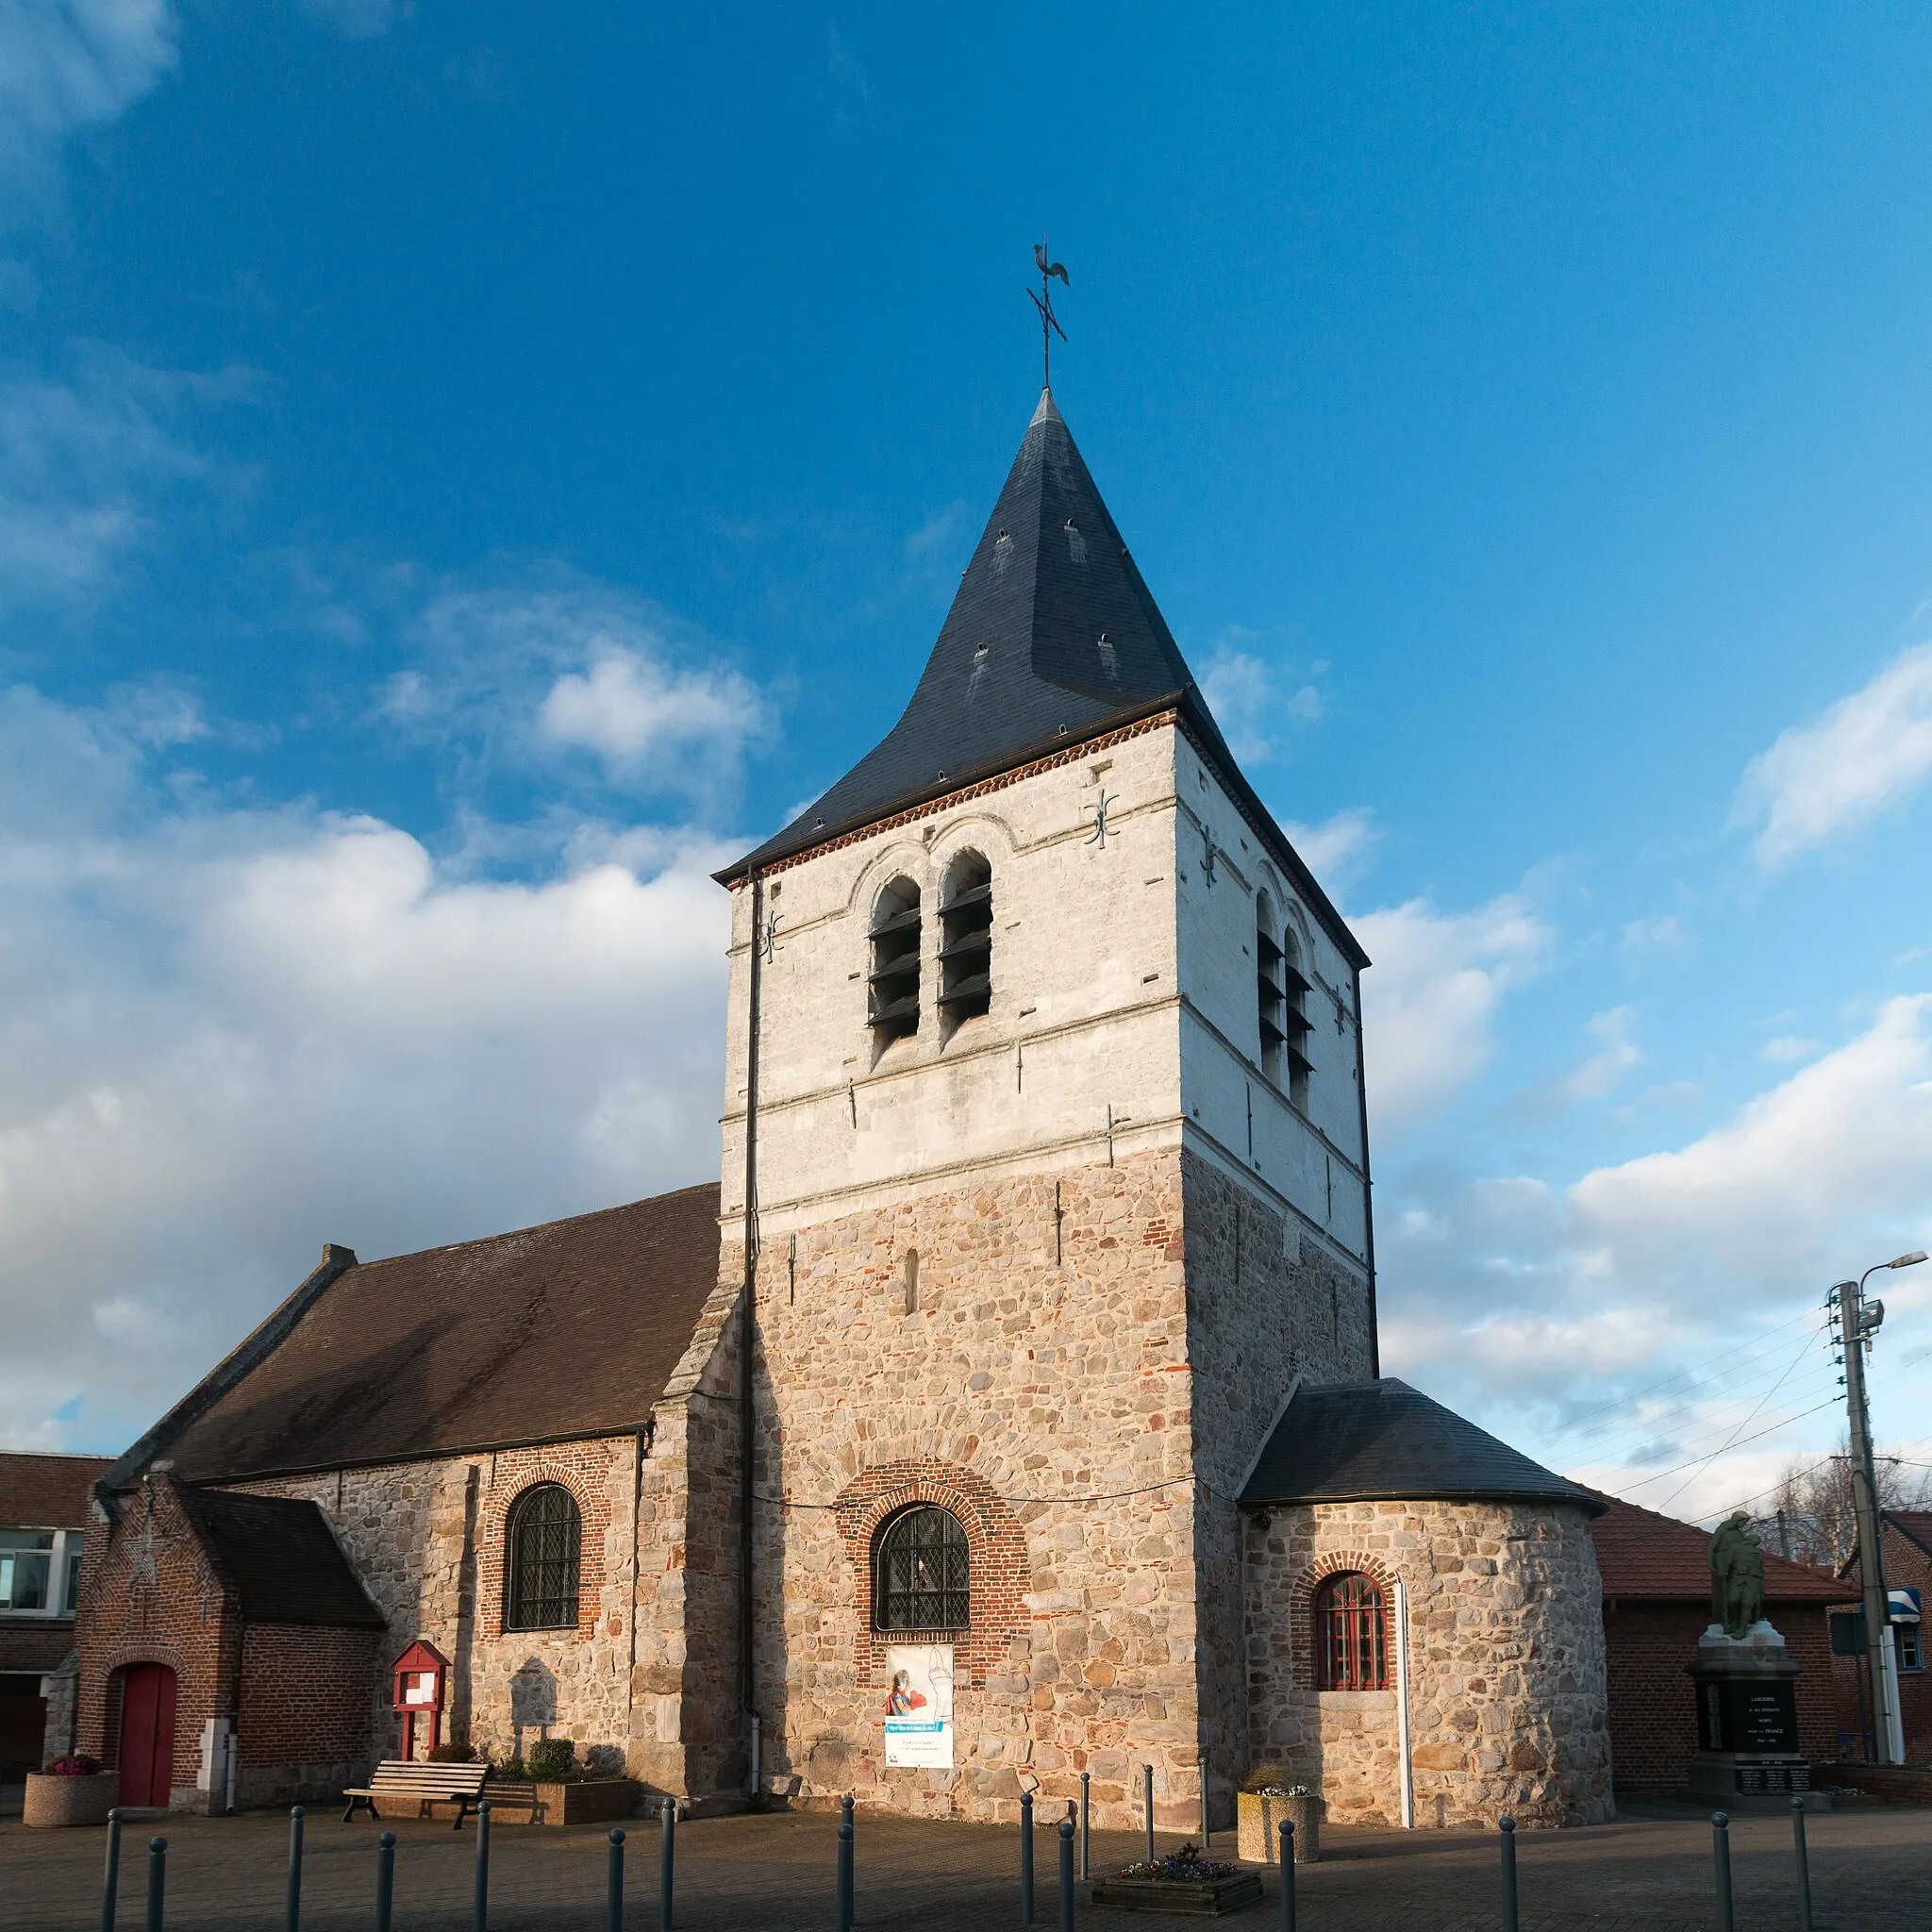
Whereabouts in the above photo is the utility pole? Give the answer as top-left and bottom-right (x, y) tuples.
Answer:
(1832, 1254), (1926, 1765)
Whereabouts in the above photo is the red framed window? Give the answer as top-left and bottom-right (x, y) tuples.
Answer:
(1315, 1572), (1388, 1690)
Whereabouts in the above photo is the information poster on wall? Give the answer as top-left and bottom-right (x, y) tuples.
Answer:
(882, 1644), (954, 1769)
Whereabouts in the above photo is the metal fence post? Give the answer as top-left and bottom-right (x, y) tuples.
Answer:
(607, 1828), (625, 1932)
(375, 1830), (396, 1932)
(475, 1798), (491, 1932)
(287, 1806), (306, 1932)
(1142, 1763), (1155, 1866)
(101, 1807), (124, 1932)
(1712, 1812), (1733, 1932)
(1498, 1816), (1518, 1932)
(1791, 1795), (1814, 1932)
(1277, 1821), (1295, 1932)
(659, 1797), (675, 1932)
(144, 1835), (166, 1932)
(1021, 1790), (1036, 1925)
(837, 1795), (855, 1932)
(1058, 1819), (1074, 1932)
(1079, 1773), (1091, 1881)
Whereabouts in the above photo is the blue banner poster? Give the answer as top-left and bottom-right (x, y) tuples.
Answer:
(882, 1643), (955, 1769)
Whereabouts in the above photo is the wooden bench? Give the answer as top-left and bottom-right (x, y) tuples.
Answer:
(342, 1760), (491, 1829)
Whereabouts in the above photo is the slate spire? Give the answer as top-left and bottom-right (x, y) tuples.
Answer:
(727, 389), (1222, 875)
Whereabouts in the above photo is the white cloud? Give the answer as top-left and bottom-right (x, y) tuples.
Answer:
(539, 647), (760, 770)
(1734, 641), (1932, 867)
(1761, 1035), (1821, 1064)
(0, 0), (176, 225)
(1354, 891), (1551, 1141)
(0, 682), (735, 1450)
(1554, 1006), (1641, 1103)
(1199, 634), (1323, 766)
(1283, 807), (1375, 881)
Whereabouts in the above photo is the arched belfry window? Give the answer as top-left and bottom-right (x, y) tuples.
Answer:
(938, 853), (992, 1030)
(1280, 924), (1313, 1109)
(504, 1484), (581, 1631)
(874, 1506), (969, 1632)
(1315, 1571), (1387, 1690)
(869, 878), (923, 1045)
(1257, 893), (1286, 1087)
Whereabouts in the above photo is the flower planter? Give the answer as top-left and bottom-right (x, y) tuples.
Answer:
(1091, 1873), (1265, 1916)
(24, 1771), (119, 1828)
(1236, 1789), (1321, 1863)
(477, 1779), (638, 1826)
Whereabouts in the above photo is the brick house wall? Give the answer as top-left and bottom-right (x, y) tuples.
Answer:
(1244, 1498), (1612, 1828)
(236, 1623), (379, 1806)
(1829, 1516), (1932, 1762)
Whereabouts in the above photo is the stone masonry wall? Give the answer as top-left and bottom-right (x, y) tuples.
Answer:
(746, 1148), (1202, 1828)
(1245, 1500), (1612, 1828)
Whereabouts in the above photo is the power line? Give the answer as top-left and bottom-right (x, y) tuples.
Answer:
(1653, 1326), (1821, 1513)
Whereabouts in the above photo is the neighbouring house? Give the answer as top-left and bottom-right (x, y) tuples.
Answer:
(75, 385), (1616, 1827)
(0, 1452), (109, 1777)
(1832, 1509), (1931, 1763)
(1588, 1492), (1855, 1793)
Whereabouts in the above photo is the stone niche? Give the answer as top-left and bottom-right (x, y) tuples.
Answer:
(1243, 1497), (1613, 1829)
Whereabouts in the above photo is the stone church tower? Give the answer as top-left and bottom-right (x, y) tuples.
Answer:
(714, 389), (1383, 1825)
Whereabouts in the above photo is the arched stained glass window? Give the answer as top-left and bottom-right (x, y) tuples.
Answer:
(874, 1506), (969, 1632)
(1315, 1571), (1387, 1690)
(505, 1484), (581, 1631)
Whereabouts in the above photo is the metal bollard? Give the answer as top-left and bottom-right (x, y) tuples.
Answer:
(144, 1835), (166, 1932)
(1021, 1790), (1035, 1925)
(101, 1807), (124, 1932)
(475, 1798), (491, 1932)
(1058, 1819), (1074, 1932)
(608, 1828), (625, 1932)
(1277, 1820), (1296, 1932)
(375, 1830), (396, 1932)
(1498, 1816), (1518, 1932)
(837, 1795), (855, 1932)
(287, 1806), (306, 1932)
(1142, 1763), (1155, 1866)
(1200, 1769), (1210, 1848)
(1791, 1794), (1814, 1932)
(659, 1796), (676, 1931)
(1079, 1772), (1091, 1882)
(1712, 1812), (1733, 1932)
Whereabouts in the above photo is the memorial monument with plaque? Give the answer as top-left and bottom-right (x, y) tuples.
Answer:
(1684, 1512), (1813, 1804)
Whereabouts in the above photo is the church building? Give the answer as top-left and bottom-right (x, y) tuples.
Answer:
(74, 390), (1613, 1829)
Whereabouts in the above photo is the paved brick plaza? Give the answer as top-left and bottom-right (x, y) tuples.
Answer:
(1, 1801), (1925, 1931)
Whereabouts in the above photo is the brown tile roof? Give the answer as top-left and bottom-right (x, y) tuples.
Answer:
(0, 1453), (112, 1529)
(154, 1185), (722, 1484)
(1589, 1492), (1857, 1605)
(1886, 1510), (1932, 1559)
(179, 1487), (385, 1627)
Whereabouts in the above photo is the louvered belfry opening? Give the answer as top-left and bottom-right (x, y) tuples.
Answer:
(874, 1505), (970, 1632)
(938, 853), (992, 1031)
(1280, 926), (1313, 1108)
(1257, 894), (1287, 1088)
(869, 877), (923, 1045)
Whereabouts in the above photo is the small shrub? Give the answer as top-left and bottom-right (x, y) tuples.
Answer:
(1117, 1845), (1241, 1883)
(429, 1741), (476, 1763)
(495, 1757), (529, 1783)
(46, 1754), (102, 1776)
(528, 1738), (577, 1783)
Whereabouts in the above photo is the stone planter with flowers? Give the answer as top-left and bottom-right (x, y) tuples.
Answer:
(1236, 1767), (1321, 1864)
(25, 1757), (119, 1828)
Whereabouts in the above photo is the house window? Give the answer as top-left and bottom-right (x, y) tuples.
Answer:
(874, 1506), (969, 1632)
(0, 1532), (53, 1612)
(1315, 1571), (1387, 1690)
(938, 854), (992, 1030)
(869, 878), (923, 1045)
(504, 1485), (582, 1632)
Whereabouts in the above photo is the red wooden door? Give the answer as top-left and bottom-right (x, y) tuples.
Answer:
(117, 1664), (177, 1807)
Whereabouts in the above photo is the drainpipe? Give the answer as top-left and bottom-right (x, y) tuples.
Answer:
(739, 873), (764, 1784)
(1392, 1577), (1414, 1830)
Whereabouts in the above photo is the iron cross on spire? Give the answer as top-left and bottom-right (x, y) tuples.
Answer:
(1029, 238), (1069, 390)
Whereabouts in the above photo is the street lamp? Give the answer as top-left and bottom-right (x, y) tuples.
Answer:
(1836, 1250), (1927, 1765)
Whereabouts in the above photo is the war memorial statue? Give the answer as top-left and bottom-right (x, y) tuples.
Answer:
(1709, 1510), (1768, 1639)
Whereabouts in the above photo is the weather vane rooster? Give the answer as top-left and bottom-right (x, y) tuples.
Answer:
(1029, 239), (1070, 391)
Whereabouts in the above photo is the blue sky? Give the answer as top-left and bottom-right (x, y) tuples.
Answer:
(4, 2), (1929, 1520)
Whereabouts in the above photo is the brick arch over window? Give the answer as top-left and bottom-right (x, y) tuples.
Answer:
(832, 1462), (1027, 1690)
(1286, 1552), (1399, 1691)
(476, 1459), (606, 1642)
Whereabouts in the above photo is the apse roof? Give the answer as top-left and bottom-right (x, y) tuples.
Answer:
(719, 391), (1366, 968)
(1240, 1377), (1607, 1515)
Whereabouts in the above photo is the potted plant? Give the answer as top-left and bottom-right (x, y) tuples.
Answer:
(492, 1738), (638, 1827)
(24, 1755), (120, 1829)
(1236, 1767), (1321, 1864)
(1091, 1843), (1264, 1916)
